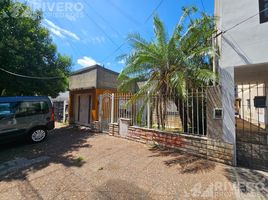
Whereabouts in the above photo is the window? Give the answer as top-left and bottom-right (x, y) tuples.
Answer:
(16, 101), (49, 117)
(259, 0), (268, 23)
(0, 103), (16, 120)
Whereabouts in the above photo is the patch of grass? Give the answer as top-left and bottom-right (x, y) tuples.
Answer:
(74, 156), (86, 167)
(63, 121), (69, 126)
(76, 156), (85, 162)
(149, 142), (165, 151)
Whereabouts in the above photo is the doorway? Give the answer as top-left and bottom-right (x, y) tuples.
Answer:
(76, 94), (92, 126)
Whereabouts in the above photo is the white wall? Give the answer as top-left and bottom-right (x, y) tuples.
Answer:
(215, 0), (268, 166)
(216, 0), (268, 68)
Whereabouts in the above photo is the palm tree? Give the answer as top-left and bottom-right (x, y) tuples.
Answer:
(118, 7), (217, 129)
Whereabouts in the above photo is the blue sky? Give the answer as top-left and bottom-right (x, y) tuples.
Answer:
(24, 0), (214, 72)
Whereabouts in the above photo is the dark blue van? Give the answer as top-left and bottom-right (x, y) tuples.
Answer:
(0, 96), (54, 143)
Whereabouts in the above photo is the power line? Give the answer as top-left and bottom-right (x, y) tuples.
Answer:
(82, 1), (123, 38)
(145, 0), (164, 23)
(215, 7), (268, 38)
(200, 0), (206, 13)
(100, 41), (128, 63)
(80, 1), (119, 47)
(100, 0), (165, 63)
(0, 68), (63, 80)
(106, 0), (140, 25)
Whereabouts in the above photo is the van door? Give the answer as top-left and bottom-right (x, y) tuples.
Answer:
(15, 101), (49, 132)
(0, 102), (19, 139)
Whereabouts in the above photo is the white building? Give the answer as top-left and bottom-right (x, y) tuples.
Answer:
(215, 0), (268, 169)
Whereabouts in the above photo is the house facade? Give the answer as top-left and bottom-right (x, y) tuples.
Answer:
(69, 65), (119, 126)
(215, 0), (268, 169)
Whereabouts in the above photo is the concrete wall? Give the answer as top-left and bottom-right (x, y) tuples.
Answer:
(97, 68), (118, 89)
(214, 0), (268, 165)
(69, 69), (97, 90)
(207, 86), (223, 140)
(215, 0), (268, 68)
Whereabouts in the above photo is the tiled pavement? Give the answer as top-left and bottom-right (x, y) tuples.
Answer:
(0, 125), (267, 200)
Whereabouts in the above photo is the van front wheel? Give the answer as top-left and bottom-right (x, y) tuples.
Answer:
(29, 129), (47, 143)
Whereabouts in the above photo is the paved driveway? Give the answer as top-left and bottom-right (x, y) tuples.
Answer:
(0, 125), (268, 200)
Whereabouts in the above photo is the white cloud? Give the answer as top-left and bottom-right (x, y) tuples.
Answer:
(48, 28), (65, 38)
(43, 19), (80, 41)
(82, 36), (105, 45)
(93, 36), (105, 44)
(118, 60), (125, 65)
(77, 56), (99, 67)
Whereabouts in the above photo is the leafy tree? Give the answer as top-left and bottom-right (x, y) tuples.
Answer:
(0, 0), (71, 97)
(118, 7), (217, 129)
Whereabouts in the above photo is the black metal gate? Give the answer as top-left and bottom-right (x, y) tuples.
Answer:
(99, 92), (112, 133)
(235, 83), (268, 171)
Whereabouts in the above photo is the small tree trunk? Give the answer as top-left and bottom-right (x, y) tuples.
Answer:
(159, 96), (164, 129)
(156, 97), (160, 129)
(162, 96), (167, 129)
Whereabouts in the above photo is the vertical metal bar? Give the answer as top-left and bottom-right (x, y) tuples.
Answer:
(63, 100), (66, 123)
(192, 89), (194, 134)
(122, 93), (124, 118)
(264, 82), (268, 131)
(257, 83), (260, 131)
(205, 88), (208, 135)
(242, 84), (244, 133)
(120, 94), (122, 119)
(126, 93), (128, 119)
(133, 94), (135, 126)
(249, 84), (252, 134)
(187, 89), (189, 134)
(147, 91), (151, 128)
(117, 94), (119, 121)
(182, 97), (185, 133)
(111, 93), (114, 123)
(196, 88), (200, 135)
(129, 94), (131, 123)
(202, 86), (205, 136)
(114, 94), (116, 122)
(98, 95), (103, 122)
(125, 93), (127, 119)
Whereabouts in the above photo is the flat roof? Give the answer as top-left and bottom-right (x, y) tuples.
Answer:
(71, 64), (120, 76)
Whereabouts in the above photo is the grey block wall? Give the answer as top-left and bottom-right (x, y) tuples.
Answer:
(97, 67), (118, 90)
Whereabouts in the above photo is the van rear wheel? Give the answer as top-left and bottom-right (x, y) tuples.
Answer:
(29, 129), (47, 143)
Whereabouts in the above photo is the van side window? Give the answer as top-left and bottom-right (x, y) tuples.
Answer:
(16, 101), (49, 117)
(0, 103), (16, 120)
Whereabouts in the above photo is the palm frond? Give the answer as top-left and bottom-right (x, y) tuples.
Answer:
(153, 15), (168, 48)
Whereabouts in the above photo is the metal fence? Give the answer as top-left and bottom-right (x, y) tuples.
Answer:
(235, 83), (267, 134)
(105, 88), (207, 136)
(114, 93), (148, 127)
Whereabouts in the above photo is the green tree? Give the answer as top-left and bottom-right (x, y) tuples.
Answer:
(118, 7), (217, 129)
(0, 0), (71, 97)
